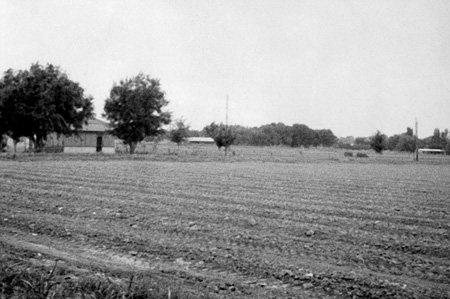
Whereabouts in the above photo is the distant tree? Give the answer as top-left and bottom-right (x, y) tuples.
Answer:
(354, 137), (371, 150)
(428, 128), (444, 149)
(370, 131), (387, 153)
(315, 129), (337, 147)
(0, 63), (94, 152)
(406, 127), (414, 137)
(202, 122), (220, 138)
(291, 124), (315, 148)
(386, 134), (400, 151)
(103, 73), (171, 154)
(169, 118), (190, 147)
(203, 122), (236, 155)
(187, 129), (201, 137)
(396, 135), (416, 152)
(214, 124), (236, 156)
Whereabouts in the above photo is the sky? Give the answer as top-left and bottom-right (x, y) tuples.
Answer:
(1, 0), (449, 138)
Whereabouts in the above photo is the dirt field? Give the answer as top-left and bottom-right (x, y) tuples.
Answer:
(1, 151), (449, 298)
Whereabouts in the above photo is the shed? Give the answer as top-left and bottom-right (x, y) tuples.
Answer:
(418, 149), (445, 155)
(187, 137), (215, 144)
(63, 118), (115, 153)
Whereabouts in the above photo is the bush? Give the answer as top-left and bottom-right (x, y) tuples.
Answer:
(356, 153), (368, 158)
(370, 131), (387, 153)
(344, 152), (353, 157)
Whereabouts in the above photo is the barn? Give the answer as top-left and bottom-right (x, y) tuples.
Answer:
(63, 118), (115, 154)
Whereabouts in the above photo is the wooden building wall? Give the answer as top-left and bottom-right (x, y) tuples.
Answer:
(64, 132), (115, 147)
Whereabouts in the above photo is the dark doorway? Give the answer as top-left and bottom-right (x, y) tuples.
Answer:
(96, 136), (102, 152)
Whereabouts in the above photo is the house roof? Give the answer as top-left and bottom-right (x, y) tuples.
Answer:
(82, 118), (110, 132)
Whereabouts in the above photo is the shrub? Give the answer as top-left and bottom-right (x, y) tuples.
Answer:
(344, 152), (353, 157)
(370, 131), (387, 153)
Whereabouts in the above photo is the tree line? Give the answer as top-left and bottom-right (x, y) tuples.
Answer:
(190, 122), (337, 148)
(337, 127), (450, 155)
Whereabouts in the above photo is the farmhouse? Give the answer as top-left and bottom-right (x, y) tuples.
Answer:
(63, 118), (115, 154)
(187, 137), (215, 144)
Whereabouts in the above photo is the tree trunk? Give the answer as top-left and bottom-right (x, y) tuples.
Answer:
(129, 142), (137, 154)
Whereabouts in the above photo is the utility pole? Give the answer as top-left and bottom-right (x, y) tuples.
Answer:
(226, 94), (229, 128)
(415, 118), (419, 161)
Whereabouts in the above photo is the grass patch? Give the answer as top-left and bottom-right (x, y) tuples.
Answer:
(0, 249), (209, 299)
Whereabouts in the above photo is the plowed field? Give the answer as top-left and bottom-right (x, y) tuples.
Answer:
(1, 158), (449, 298)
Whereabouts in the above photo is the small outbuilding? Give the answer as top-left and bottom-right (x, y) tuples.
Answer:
(63, 118), (115, 154)
(187, 137), (215, 144)
(418, 149), (445, 155)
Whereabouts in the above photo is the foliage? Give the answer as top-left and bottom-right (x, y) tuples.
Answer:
(0, 63), (94, 152)
(0, 134), (7, 152)
(386, 134), (400, 151)
(396, 134), (416, 152)
(291, 124), (316, 148)
(103, 73), (171, 154)
(204, 122), (337, 148)
(421, 128), (450, 154)
(203, 123), (236, 156)
(370, 131), (387, 153)
(202, 122), (220, 139)
(405, 127), (414, 136)
(170, 118), (190, 146)
(387, 128), (417, 152)
(344, 151), (353, 157)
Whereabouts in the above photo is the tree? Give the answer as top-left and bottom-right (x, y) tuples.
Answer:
(291, 124), (315, 148)
(427, 128), (444, 149)
(214, 124), (236, 156)
(386, 134), (400, 151)
(396, 135), (416, 152)
(0, 63), (94, 152)
(203, 122), (236, 155)
(169, 118), (190, 147)
(406, 127), (414, 137)
(202, 122), (220, 138)
(315, 129), (337, 147)
(370, 131), (387, 153)
(103, 73), (171, 154)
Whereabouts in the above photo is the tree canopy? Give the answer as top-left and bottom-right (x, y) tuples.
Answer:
(203, 122), (236, 155)
(370, 131), (387, 153)
(103, 73), (171, 154)
(169, 118), (190, 146)
(0, 63), (94, 152)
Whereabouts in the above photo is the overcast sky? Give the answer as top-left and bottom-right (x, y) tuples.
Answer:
(1, 0), (449, 137)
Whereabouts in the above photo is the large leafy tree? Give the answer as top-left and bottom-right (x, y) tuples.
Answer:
(0, 63), (94, 152)
(103, 73), (171, 154)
